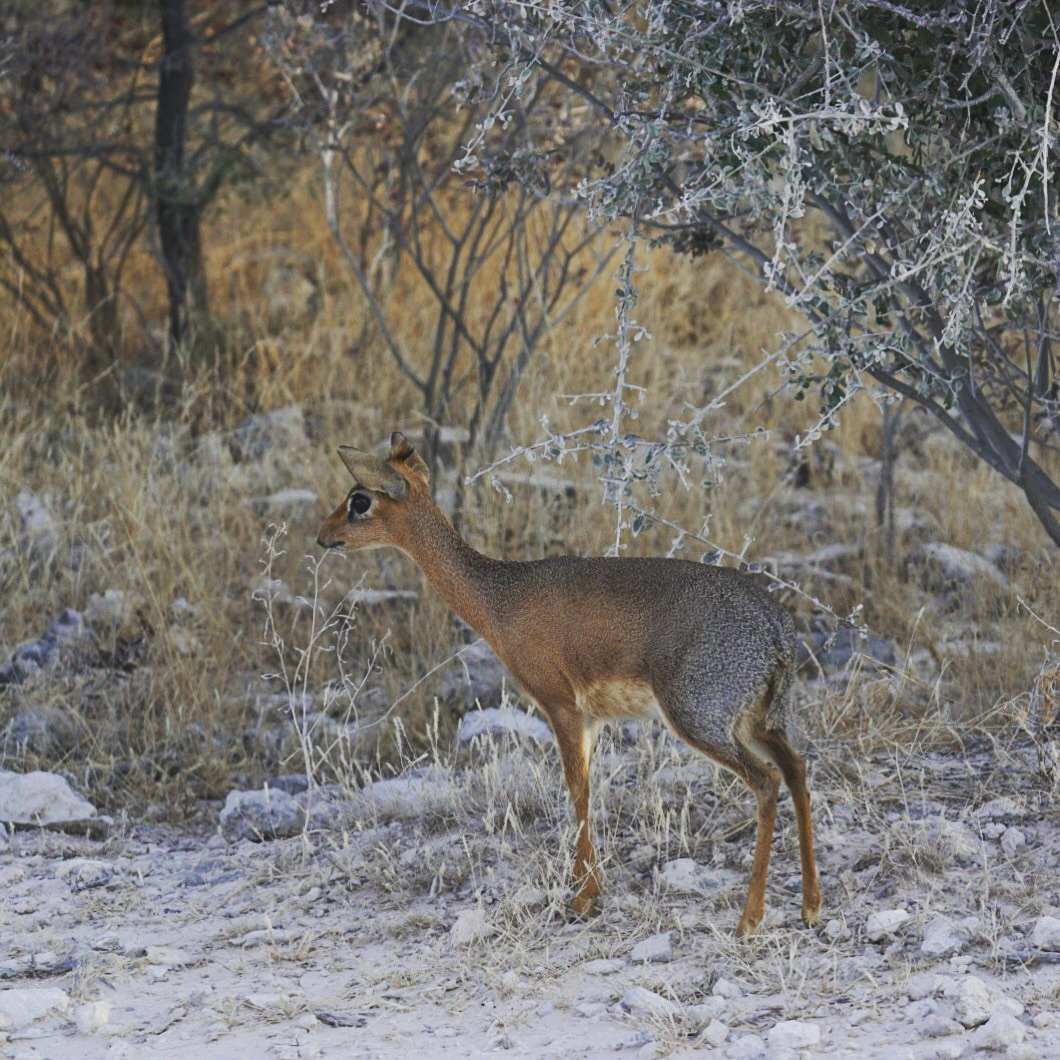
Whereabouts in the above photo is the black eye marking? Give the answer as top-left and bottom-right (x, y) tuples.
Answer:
(347, 491), (372, 519)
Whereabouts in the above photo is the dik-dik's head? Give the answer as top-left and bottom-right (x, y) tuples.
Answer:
(317, 431), (430, 552)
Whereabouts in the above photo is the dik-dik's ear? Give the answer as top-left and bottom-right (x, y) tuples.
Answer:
(389, 431), (430, 484)
(338, 445), (409, 500)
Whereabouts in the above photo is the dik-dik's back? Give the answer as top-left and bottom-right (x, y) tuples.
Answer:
(486, 556), (796, 736)
(318, 432), (820, 936)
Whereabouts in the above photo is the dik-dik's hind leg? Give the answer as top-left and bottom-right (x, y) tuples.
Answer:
(736, 757), (781, 937)
(548, 707), (602, 917)
(756, 729), (821, 926)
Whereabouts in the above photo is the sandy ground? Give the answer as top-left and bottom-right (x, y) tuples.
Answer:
(3, 734), (1060, 1060)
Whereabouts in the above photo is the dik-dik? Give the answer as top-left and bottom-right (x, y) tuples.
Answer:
(318, 432), (821, 935)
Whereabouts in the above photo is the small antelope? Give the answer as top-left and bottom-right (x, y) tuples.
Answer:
(318, 432), (821, 935)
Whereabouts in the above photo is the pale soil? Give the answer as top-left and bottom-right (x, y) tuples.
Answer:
(3, 735), (1060, 1060)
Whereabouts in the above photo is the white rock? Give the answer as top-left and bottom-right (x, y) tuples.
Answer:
(824, 918), (849, 940)
(688, 998), (729, 1025)
(582, 958), (624, 975)
(144, 946), (195, 967)
(0, 770), (98, 826)
(1005, 1046), (1038, 1060)
(228, 928), (293, 948)
(457, 707), (554, 745)
(1000, 827), (1026, 856)
(631, 931), (672, 963)
(619, 986), (680, 1019)
(74, 1001), (111, 1033)
(450, 907), (494, 945)
(970, 1012), (1026, 1051)
(700, 1020), (730, 1047)
(360, 772), (455, 818)
(658, 858), (710, 894)
(768, 1020), (821, 1049)
(713, 978), (744, 999)
(975, 798), (1023, 821)
(866, 908), (912, 940)
(85, 590), (130, 631)
(56, 858), (120, 892)
(220, 787), (306, 842)
(923, 1015), (964, 1038)
(1029, 916), (1060, 950)
(0, 987), (70, 1030)
(908, 542), (1008, 595)
(921, 915), (978, 957)
(905, 998), (939, 1020)
(725, 1033), (766, 1059)
(906, 972), (947, 1001)
(16, 491), (56, 535)
(946, 976), (1023, 1028)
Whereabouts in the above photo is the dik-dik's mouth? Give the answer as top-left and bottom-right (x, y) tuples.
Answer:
(316, 535), (345, 550)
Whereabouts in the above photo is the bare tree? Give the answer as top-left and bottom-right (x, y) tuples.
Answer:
(267, 2), (614, 485)
(375, 0), (1060, 546)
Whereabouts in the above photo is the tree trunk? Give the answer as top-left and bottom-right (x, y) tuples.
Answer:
(155, 0), (207, 350)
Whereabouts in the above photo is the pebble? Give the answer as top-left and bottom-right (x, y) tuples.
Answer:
(713, 978), (744, 999)
(824, 918), (850, 940)
(1000, 827), (1026, 856)
(905, 998), (939, 1020)
(906, 972), (946, 1001)
(867, 908), (912, 940)
(768, 1020), (821, 1048)
(687, 997), (729, 1025)
(74, 1001), (111, 1033)
(582, 958), (624, 975)
(923, 1015), (964, 1038)
(969, 1012), (1026, 1051)
(658, 858), (710, 894)
(725, 1032), (766, 1059)
(143, 945), (195, 968)
(449, 907), (494, 945)
(700, 1019), (730, 1047)
(56, 858), (123, 892)
(1029, 916), (1060, 950)
(619, 986), (680, 1019)
(631, 931), (673, 963)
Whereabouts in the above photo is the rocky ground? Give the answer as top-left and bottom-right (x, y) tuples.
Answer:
(3, 725), (1060, 1060)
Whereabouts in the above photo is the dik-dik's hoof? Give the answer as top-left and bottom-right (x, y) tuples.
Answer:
(568, 892), (601, 919)
(735, 914), (761, 938)
(802, 902), (823, 927)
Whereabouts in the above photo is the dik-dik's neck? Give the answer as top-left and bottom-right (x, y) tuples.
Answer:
(396, 491), (506, 640)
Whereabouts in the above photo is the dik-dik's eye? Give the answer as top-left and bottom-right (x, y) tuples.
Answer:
(347, 491), (372, 519)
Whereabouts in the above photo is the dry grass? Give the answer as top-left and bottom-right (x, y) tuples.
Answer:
(0, 162), (1057, 821)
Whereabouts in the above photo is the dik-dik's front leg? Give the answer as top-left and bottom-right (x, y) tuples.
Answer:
(547, 707), (603, 916)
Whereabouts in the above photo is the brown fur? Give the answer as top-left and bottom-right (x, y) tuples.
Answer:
(318, 432), (821, 935)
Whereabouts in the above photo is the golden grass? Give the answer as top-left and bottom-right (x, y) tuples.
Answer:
(1, 163), (1057, 813)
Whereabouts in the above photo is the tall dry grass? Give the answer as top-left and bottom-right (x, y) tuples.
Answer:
(0, 162), (1057, 815)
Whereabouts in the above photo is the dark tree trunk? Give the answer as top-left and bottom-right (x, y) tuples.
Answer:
(155, 0), (207, 349)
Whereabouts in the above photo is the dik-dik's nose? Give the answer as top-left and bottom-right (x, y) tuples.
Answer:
(317, 530), (342, 549)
